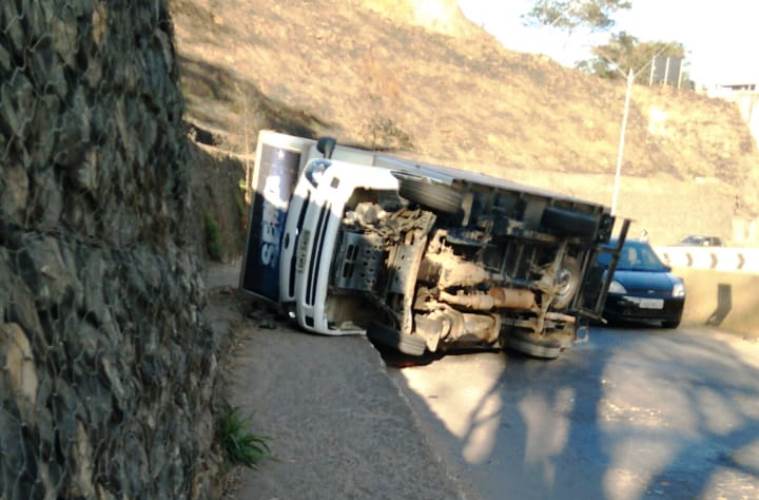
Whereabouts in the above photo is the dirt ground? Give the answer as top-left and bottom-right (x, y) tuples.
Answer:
(203, 261), (468, 500)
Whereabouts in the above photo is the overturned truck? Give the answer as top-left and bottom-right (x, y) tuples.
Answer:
(241, 132), (627, 359)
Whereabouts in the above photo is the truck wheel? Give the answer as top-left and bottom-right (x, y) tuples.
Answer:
(552, 256), (581, 310)
(541, 206), (598, 238)
(504, 329), (562, 359)
(398, 176), (463, 214)
(367, 322), (427, 356)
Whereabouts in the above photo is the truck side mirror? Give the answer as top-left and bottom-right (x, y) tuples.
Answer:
(317, 137), (337, 159)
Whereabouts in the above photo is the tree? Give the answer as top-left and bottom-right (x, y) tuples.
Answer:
(576, 32), (686, 82)
(524, 0), (632, 32)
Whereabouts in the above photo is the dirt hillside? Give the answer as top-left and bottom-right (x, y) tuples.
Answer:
(170, 0), (759, 244)
(360, 0), (482, 37)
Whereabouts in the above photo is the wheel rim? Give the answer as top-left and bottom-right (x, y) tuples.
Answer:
(553, 259), (580, 309)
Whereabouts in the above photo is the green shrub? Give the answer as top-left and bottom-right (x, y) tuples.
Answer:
(204, 213), (223, 261)
(217, 404), (270, 469)
(234, 189), (249, 233)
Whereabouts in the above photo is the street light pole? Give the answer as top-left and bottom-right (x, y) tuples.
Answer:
(611, 68), (634, 216)
(607, 44), (676, 216)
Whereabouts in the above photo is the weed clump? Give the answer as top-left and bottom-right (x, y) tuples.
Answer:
(204, 213), (223, 261)
(217, 404), (270, 469)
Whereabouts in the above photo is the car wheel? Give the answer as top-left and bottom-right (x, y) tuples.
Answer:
(397, 176), (463, 214)
(662, 318), (681, 329)
(367, 322), (427, 356)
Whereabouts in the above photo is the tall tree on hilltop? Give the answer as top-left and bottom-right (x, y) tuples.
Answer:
(524, 0), (632, 31)
(577, 32), (686, 82)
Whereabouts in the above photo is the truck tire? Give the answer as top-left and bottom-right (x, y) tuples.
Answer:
(367, 322), (427, 356)
(504, 329), (562, 360)
(541, 206), (598, 238)
(398, 176), (463, 214)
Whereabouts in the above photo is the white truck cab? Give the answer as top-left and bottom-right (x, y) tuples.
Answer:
(240, 131), (385, 305)
(288, 160), (399, 334)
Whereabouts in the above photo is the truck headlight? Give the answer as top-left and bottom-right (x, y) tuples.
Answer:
(608, 280), (626, 294)
(672, 282), (685, 298)
(304, 159), (331, 186)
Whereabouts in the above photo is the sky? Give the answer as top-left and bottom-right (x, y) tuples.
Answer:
(458, 0), (759, 86)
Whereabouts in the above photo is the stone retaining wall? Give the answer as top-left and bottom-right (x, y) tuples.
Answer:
(0, 1), (218, 498)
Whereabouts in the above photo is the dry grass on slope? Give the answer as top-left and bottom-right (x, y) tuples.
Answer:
(359, 0), (482, 37)
(170, 0), (759, 246)
(171, 0), (756, 186)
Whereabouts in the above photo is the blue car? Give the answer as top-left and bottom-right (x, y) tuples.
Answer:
(598, 239), (686, 328)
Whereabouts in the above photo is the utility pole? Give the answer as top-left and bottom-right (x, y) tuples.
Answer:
(611, 68), (634, 216)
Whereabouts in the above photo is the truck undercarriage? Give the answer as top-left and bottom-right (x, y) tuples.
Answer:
(330, 177), (623, 359)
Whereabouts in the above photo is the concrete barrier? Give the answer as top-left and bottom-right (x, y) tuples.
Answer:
(657, 247), (759, 273)
(674, 267), (759, 339)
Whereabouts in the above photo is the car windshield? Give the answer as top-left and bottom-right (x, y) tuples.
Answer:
(680, 235), (723, 245)
(598, 241), (667, 272)
(681, 236), (704, 244)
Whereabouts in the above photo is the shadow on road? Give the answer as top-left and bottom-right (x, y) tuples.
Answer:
(390, 328), (759, 499)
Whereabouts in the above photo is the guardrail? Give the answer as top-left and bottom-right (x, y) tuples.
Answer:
(674, 268), (759, 338)
(655, 246), (759, 274)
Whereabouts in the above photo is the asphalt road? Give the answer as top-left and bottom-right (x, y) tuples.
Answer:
(390, 327), (759, 500)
